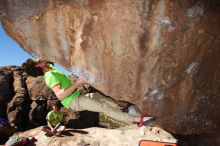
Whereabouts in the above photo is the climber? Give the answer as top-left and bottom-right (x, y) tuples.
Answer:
(41, 101), (65, 136)
(23, 59), (156, 127)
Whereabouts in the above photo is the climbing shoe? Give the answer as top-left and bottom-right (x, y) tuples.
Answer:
(138, 116), (156, 127)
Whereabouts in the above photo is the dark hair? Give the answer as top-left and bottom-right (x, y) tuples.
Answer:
(52, 100), (62, 110)
(47, 62), (54, 66)
(22, 59), (44, 77)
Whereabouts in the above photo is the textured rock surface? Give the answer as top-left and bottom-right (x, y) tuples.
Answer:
(0, 67), (14, 102)
(0, 65), (124, 144)
(7, 70), (30, 131)
(0, 0), (220, 135)
(17, 126), (177, 146)
(0, 67), (14, 118)
(26, 76), (50, 127)
(0, 125), (15, 144)
(0, 66), (55, 132)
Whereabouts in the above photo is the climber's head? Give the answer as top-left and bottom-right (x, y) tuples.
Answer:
(22, 58), (53, 76)
(34, 59), (48, 68)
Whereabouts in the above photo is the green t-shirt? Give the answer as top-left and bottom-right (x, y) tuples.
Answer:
(46, 110), (63, 127)
(44, 66), (80, 108)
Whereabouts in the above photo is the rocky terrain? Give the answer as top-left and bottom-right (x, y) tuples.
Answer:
(0, 66), (55, 131)
(0, 0), (219, 135)
(17, 125), (177, 146)
(0, 61), (218, 146)
(0, 64), (179, 146)
(0, 0), (220, 145)
(0, 65), (102, 143)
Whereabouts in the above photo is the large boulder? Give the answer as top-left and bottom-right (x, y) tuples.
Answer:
(0, 65), (103, 144)
(26, 76), (56, 127)
(16, 126), (177, 146)
(0, 0), (219, 136)
(7, 70), (29, 131)
(0, 67), (14, 102)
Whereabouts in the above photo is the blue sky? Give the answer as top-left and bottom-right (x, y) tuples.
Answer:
(0, 24), (71, 75)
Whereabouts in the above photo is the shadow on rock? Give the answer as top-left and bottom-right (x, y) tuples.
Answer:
(61, 129), (89, 136)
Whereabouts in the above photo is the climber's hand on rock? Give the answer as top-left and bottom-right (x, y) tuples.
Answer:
(76, 76), (87, 85)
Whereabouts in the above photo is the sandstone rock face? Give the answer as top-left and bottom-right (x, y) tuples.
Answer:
(7, 70), (30, 131)
(0, 65), (110, 144)
(17, 126), (177, 146)
(0, 67), (14, 102)
(0, 0), (220, 135)
(26, 76), (54, 127)
(0, 67), (14, 118)
(0, 66), (54, 131)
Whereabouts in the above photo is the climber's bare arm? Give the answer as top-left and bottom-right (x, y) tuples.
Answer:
(52, 77), (86, 100)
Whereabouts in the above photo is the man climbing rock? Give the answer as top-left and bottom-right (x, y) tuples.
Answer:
(23, 59), (155, 127)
